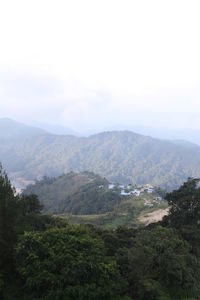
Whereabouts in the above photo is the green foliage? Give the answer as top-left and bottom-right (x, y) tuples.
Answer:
(16, 225), (123, 300)
(1, 164), (200, 300)
(0, 165), (68, 298)
(24, 172), (122, 214)
(165, 178), (200, 227)
(0, 164), (19, 279)
(115, 226), (200, 299)
(19, 194), (43, 215)
(60, 186), (121, 215)
(179, 225), (200, 257)
(62, 193), (166, 229)
(0, 273), (4, 299)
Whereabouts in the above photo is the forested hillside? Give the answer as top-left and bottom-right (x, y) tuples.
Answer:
(1, 165), (200, 299)
(1, 120), (200, 190)
(23, 171), (122, 214)
(23, 171), (167, 227)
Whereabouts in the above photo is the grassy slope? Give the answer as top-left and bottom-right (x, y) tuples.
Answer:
(60, 194), (168, 229)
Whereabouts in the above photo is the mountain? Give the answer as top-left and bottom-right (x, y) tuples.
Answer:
(33, 122), (80, 136)
(1, 120), (200, 190)
(170, 140), (199, 149)
(23, 171), (122, 214)
(0, 118), (48, 139)
(115, 125), (200, 146)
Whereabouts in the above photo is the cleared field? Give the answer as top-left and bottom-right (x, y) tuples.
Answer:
(58, 195), (169, 229)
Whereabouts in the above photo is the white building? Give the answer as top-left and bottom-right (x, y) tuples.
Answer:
(98, 185), (104, 189)
(147, 188), (154, 194)
(119, 185), (125, 189)
(108, 183), (115, 190)
(131, 190), (141, 197)
(121, 190), (131, 196)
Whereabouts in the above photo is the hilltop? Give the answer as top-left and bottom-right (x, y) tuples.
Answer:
(23, 171), (167, 228)
(23, 171), (121, 214)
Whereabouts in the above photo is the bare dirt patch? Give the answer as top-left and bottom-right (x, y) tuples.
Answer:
(139, 208), (169, 226)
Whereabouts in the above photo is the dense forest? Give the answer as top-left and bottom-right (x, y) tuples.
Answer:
(1, 119), (200, 190)
(1, 164), (200, 299)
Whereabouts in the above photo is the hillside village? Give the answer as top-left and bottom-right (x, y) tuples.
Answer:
(100, 182), (163, 201)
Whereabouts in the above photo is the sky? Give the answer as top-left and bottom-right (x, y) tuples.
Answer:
(0, 0), (200, 133)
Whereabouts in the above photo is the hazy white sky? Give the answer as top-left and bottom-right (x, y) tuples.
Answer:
(0, 0), (200, 132)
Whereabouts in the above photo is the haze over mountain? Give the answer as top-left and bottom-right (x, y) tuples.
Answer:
(3, 117), (200, 144)
(125, 125), (200, 146)
(97, 124), (200, 146)
(0, 118), (48, 139)
(33, 122), (80, 136)
(7, 118), (200, 145)
(1, 119), (200, 190)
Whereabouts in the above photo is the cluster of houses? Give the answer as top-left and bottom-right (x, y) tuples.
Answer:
(98, 182), (163, 203)
(107, 183), (155, 197)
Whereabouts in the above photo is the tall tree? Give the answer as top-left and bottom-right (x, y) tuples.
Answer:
(0, 164), (19, 279)
(165, 178), (200, 227)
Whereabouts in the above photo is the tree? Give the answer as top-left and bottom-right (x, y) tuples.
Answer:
(0, 164), (19, 278)
(16, 225), (124, 300)
(116, 226), (200, 300)
(19, 194), (43, 216)
(165, 178), (200, 227)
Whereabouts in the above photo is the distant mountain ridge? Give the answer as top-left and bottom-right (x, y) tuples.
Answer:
(1, 118), (200, 190)
(107, 124), (200, 146)
(170, 140), (199, 149)
(0, 118), (48, 138)
(33, 122), (80, 136)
